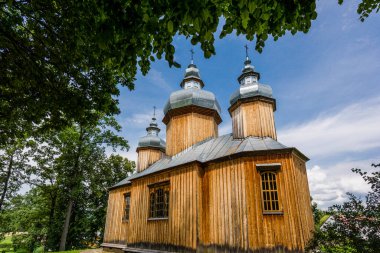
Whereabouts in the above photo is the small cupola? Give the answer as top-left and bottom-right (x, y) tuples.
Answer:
(136, 108), (166, 172)
(163, 51), (222, 156)
(229, 46), (277, 140)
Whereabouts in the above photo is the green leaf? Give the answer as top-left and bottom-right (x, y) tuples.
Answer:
(143, 14), (149, 22)
(241, 10), (249, 29)
(167, 20), (173, 33)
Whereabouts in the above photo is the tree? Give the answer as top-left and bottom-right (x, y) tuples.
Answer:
(306, 163), (380, 253)
(0, 139), (134, 252)
(339, 0), (380, 21)
(1, 189), (51, 253)
(0, 138), (36, 211)
(0, 0), (318, 144)
(30, 117), (131, 251)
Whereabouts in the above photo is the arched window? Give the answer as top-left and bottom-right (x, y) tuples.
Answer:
(260, 171), (280, 212)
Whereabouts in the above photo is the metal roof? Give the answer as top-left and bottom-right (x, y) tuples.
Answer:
(230, 57), (272, 105)
(111, 134), (304, 189)
(137, 115), (166, 151)
(230, 82), (273, 105)
(137, 135), (166, 151)
(110, 177), (131, 189)
(163, 88), (221, 115)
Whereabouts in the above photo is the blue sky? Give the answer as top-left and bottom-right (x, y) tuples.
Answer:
(114, 1), (380, 209)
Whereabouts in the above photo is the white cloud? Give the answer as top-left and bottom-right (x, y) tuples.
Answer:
(278, 97), (380, 159)
(123, 107), (165, 128)
(277, 97), (380, 209)
(307, 159), (377, 209)
(147, 69), (173, 92)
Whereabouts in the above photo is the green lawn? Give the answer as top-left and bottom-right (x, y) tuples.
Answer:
(1, 236), (89, 253)
(0, 236), (12, 245)
(0, 236), (14, 253)
(49, 250), (83, 253)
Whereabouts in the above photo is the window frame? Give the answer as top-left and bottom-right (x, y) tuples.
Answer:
(123, 192), (131, 222)
(256, 163), (283, 215)
(147, 181), (170, 221)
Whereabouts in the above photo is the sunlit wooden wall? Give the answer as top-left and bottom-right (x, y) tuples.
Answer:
(104, 152), (313, 252)
(230, 100), (277, 140)
(200, 153), (314, 251)
(103, 185), (131, 244)
(165, 113), (218, 156)
(136, 148), (165, 172)
(127, 164), (200, 251)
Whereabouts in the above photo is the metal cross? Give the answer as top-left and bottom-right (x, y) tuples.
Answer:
(190, 48), (194, 64)
(244, 44), (249, 59)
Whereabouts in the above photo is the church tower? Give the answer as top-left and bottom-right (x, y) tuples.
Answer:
(229, 50), (277, 139)
(136, 110), (166, 172)
(163, 58), (222, 156)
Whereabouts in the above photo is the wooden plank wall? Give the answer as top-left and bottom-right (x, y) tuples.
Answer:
(291, 154), (315, 245)
(137, 148), (165, 172)
(200, 153), (314, 251)
(103, 185), (131, 245)
(127, 164), (199, 250)
(231, 101), (276, 140)
(165, 113), (218, 156)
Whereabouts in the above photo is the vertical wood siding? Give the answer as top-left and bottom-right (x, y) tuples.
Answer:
(103, 186), (131, 245)
(104, 153), (313, 252)
(127, 164), (199, 250)
(231, 101), (276, 140)
(200, 153), (314, 252)
(165, 113), (218, 156)
(137, 148), (165, 172)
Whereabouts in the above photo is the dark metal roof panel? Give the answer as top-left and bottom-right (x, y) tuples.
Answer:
(114, 134), (294, 186)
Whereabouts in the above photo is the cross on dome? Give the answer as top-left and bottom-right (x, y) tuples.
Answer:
(180, 49), (204, 89)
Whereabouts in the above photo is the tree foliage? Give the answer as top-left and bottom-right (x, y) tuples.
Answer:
(339, 0), (380, 21)
(0, 138), (36, 211)
(0, 115), (134, 252)
(307, 163), (380, 253)
(0, 0), (318, 144)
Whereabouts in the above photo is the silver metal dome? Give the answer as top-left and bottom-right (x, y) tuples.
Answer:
(164, 61), (221, 115)
(137, 114), (166, 151)
(137, 135), (166, 151)
(230, 57), (273, 105)
(164, 88), (221, 115)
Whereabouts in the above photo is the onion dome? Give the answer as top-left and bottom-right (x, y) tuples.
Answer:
(180, 63), (205, 89)
(164, 61), (221, 116)
(229, 52), (273, 106)
(137, 111), (166, 152)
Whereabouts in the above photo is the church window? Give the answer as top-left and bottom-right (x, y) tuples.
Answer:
(123, 193), (131, 221)
(148, 181), (170, 219)
(256, 163), (282, 214)
(260, 172), (279, 212)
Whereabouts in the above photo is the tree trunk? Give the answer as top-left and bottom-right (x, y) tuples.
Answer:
(59, 126), (84, 251)
(59, 199), (74, 251)
(46, 191), (57, 249)
(0, 154), (14, 211)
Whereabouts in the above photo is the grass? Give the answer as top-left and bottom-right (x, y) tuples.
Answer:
(1, 236), (92, 253)
(49, 250), (84, 253)
(0, 236), (15, 253)
(0, 237), (12, 245)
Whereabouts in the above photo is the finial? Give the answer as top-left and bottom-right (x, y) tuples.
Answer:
(190, 48), (194, 64)
(244, 44), (249, 60)
(244, 44), (251, 66)
(153, 106), (156, 118)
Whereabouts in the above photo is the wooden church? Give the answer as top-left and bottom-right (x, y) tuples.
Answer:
(102, 52), (314, 253)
